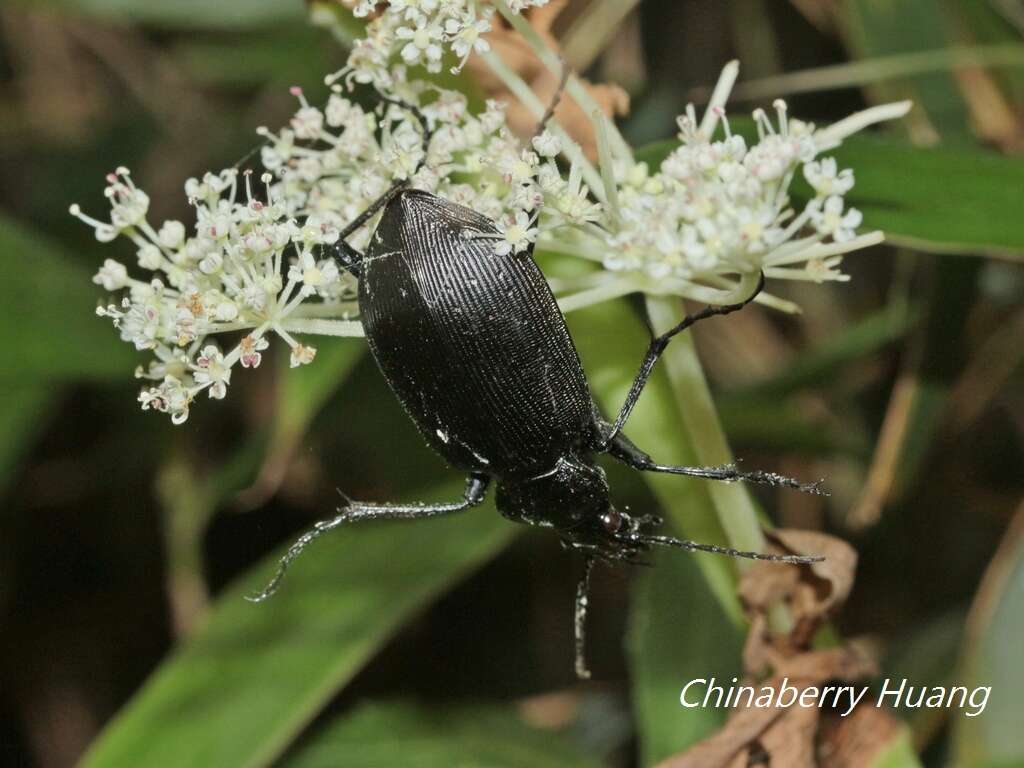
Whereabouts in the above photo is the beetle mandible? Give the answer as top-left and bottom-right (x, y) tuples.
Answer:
(249, 91), (825, 678)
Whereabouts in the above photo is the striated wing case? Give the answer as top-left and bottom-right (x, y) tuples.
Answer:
(359, 189), (594, 476)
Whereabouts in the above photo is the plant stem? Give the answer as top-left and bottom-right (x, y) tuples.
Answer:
(728, 43), (1024, 102)
(560, 0), (644, 72)
(557, 276), (639, 313)
(156, 459), (215, 637)
(644, 295), (767, 564)
(279, 318), (365, 337)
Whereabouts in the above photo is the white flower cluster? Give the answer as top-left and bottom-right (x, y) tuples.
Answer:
(524, 64), (911, 314)
(345, 0), (549, 80)
(591, 101), (867, 285)
(75, 4), (909, 423)
(72, 166), (347, 424)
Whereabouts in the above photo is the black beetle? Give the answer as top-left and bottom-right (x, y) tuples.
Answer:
(250, 99), (824, 677)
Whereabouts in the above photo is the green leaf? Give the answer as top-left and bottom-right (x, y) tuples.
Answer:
(885, 610), (965, 746)
(846, 0), (971, 136)
(232, 339), (366, 509)
(0, 216), (135, 496)
(281, 701), (600, 768)
(870, 725), (924, 768)
(953, 512), (1024, 768)
(0, 215), (135, 380)
(0, 383), (53, 495)
(728, 302), (916, 401)
(80, 496), (517, 768)
(821, 136), (1024, 258)
(715, 302), (914, 457)
(28, 0), (303, 29)
(626, 544), (743, 766)
(277, 339), (365, 444)
(173, 30), (333, 88)
(718, 398), (870, 457)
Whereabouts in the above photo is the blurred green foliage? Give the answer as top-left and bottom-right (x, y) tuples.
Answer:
(1, 2), (1022, 767)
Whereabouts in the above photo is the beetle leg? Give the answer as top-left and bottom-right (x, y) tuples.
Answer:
(598, 272), (766, 447)
(573, 555), (595, 680)
(332, 239), (365, 278)
(601, 428), (828, 496)
(336, 181), (409, 243)
(533, 56), (570, 139)
(247, 473), (490, 602)
(329, 179), (414, 276)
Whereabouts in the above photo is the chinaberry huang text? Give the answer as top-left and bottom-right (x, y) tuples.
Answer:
(680, 677), (991, 718)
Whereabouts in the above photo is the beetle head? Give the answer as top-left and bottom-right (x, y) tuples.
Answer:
(497, 456), (661, 562)
(497, 455), (610, 530)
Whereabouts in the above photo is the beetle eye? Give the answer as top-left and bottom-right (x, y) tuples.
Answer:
(600, 509), (622, 533)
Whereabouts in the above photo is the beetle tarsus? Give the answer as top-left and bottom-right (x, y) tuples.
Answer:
(245, 512), (351, 603)
(247, 475), (489, 603)
(621, 532), (824, 565)
(646, 462), (828, 496)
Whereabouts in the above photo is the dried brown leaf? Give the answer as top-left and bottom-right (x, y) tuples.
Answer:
(465, 0), (629, 158)
(760, 704), (819, 768)
(655, 699), (787, 768)
(817, 703), (905, 768)
(741, 530), (857, 660)
(334, 0), (628, 156)
(657, 643), (877, 768)
(769, 530), (857, 616)
(772, 645), (877, 683)
(661, 531), (911, 768)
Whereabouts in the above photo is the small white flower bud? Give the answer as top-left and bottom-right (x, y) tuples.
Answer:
(93, 259), (128, 291)
(199, 252), (223, 274)
(214, 302), (239, 322)
(137, 244), (162, 270)
(290, 344), (317, 368)
(159, 220), (186, 249)
(531, 130), (560, 158)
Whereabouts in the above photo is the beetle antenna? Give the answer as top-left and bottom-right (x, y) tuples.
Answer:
(377, 92), (434, 176)
(336, 183), (407, 242)
(574, 555), (595, 680)
(332, 92), (434, 247)
(533, 56), (570, 139)
(230, 138), (271, 172)
(619, 532), (823, 564)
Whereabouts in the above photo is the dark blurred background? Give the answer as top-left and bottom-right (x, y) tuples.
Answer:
(1, 1), (1022, 767)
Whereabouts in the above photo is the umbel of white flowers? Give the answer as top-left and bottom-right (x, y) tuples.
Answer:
(71, 1), (909, 425)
